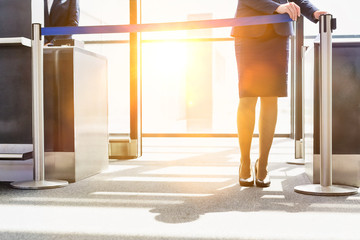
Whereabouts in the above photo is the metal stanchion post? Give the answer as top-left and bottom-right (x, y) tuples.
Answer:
(294, 15), (357, 196)
(288, 17), (306, 165)
(11, 24), (68, 190)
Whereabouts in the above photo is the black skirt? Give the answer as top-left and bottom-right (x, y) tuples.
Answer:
(235, 26), (289, 98)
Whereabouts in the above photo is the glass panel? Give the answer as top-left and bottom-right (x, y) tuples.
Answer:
(141, 1), (291, 134)
(79, 0), (293, 135)
(77, 0), (130, 41)
(142, 39), (291, 134)
(85, 44), (130, 134)
(141, 0), (237, 39)
(304, 0), (360, 36)
(79, 1), (130, 134)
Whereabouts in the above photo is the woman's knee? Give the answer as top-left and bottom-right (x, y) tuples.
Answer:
(260, 97), (278, 108)
(239, 97), (258, 110)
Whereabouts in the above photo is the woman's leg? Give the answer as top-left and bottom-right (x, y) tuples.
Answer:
(237, 97), (258, 179)
(257, 97), (278, 180)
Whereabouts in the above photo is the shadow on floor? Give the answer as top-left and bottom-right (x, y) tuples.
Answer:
(0, 139), (358, 226)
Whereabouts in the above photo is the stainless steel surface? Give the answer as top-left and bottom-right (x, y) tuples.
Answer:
(303, 36), (360, 188)
(288, 17), (305, 165)
(11, 24), (69, 189)
(290, 32), (295, 139)
(73, 48), (109, 180)
(319, 14), (333, 187)
(53, 39), (85, 48)
(0, 154), (26, 159)
(45, 46), (107, 59)
(0, 37), (31, 47)
(308, 155), (360, 187)
(0, 144), (33, 160)
(31, 23), (45, 182)
(287, 159), (305, 165)
(109, 140), (139, 159)
(295, 140), (303, 159)
(294, 184), (358, 196)
(303, 44), (315, 179)
(294, 17), (304, 143)
(0, 154), (30, 160)
(295, 45), (308, 163)
(41, 46), (108, 182)
(0, 159), (33, 182)
(45, 152), (75, 182)
(287, 140), (305, 165)
(10, 179), (68, 190)
(301, 45), (307, 156)
(295, 15), (358, 196)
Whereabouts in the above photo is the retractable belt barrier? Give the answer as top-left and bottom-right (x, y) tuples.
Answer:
(41, 14), (292, 36)
(11, 14), (293, 190)
(294, 14), (358, 196)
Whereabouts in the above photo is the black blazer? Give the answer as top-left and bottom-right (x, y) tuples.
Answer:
(44, 0), (80, 43)
(232, 0), (318, 38)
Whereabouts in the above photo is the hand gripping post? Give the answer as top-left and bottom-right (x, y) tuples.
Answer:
(294, 15), (358, 196)
(10, 24), (68, 190)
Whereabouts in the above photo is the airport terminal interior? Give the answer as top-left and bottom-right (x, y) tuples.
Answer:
(0, 0), (360, 239)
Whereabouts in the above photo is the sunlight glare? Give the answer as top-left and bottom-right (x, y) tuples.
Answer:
(143, 41), (188, 77)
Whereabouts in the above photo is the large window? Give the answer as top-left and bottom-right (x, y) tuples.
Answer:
(78, 1), (130, 134)
(304, 0), (360, 37)
(77, 0), (360, 135)
(141, 0), (291, 134)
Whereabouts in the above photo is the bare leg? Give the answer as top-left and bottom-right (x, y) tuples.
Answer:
(237, 97), (258, 179)
(257, 97), (278, 180)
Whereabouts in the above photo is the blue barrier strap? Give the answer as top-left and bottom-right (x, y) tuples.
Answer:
(41, 14), (292, 36)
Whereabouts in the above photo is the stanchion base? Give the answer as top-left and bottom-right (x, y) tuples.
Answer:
(10, 180), (68, 190)
(287, 158), (305, 165)
(294, 184), (358, 196)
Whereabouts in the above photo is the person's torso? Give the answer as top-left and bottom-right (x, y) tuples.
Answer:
(232, 0), (293, 38)
(49, 0), (71, 27)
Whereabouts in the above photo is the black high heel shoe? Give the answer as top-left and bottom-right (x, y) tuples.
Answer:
(255, 159), (271, 188)
(239, 167), (254, 187)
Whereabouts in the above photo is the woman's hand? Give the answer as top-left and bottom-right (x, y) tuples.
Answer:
(275, 3), (301, 21)
(313, 11), (328, 20)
